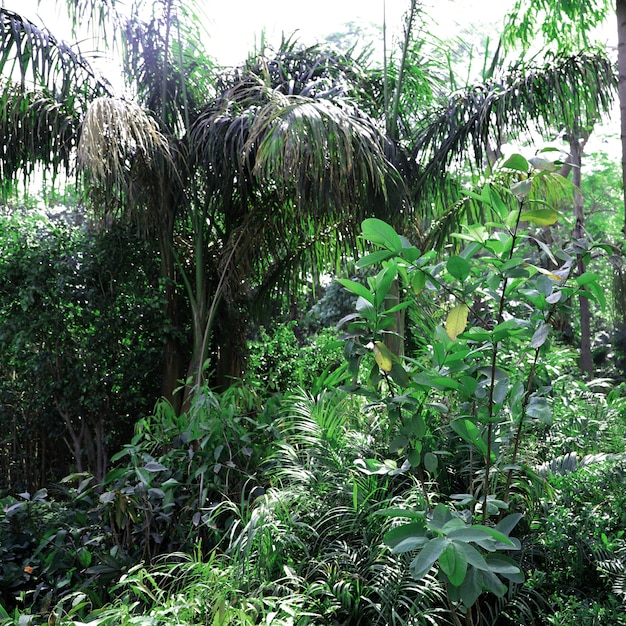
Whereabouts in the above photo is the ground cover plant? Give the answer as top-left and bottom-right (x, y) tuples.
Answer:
(2, 152), (625, 625)
(2, 1), (626, 624)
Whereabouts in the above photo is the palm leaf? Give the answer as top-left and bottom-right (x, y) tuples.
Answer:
(413, 52), (615, 201)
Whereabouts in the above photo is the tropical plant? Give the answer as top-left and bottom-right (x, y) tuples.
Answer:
(0, 210), (165, 487)
(336, 151), (611, 622)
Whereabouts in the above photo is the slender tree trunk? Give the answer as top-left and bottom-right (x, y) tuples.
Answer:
(570, 131), (593, 377)
(617, 0), (626, 236)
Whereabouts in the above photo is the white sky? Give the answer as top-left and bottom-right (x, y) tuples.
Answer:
(1, 0), (619, 156)
(1, 0), (516, 67)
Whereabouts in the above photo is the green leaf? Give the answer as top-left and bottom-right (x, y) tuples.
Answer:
(485, 554), (524, 582)
(450, 419), (488, 458)
(531, 322), (550, 349)
(361, 218), (402, 251)
(481, 569), (507, 597)
(458, 567), (483, 607)
(445, 304), (469, 341)
(424, 452), (438, 474)
(529, 156), (558, 172)
(502, 154), (529, 172)
(447, 255), (471, 281)
(439, 541), (468, 586)
(355, 296), (376, 321)
(336, 279), (374, 304)
(511, 179), (532, 198)
(356, 249), (395, 268)
(410, 269), (426, 294)
(409, 537), (447, 580)
(462, 542), (490, 571)
(376, 508), (425, 520)
(575, 272), (600, 287)
(519, 208), (559, 226)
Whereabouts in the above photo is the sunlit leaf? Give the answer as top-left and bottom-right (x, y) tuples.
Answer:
(445, 304), (469, 340)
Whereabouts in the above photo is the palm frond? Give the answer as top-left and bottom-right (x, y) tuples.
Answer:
(413, 51), (616, 206)
(0, 84), (80, 194)
(0, 8), (112, 97)
(78, 96), (173, 184)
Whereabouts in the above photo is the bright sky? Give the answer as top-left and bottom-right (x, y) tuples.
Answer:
(1, 0), (516, 67)
(1, 0), (619, 156)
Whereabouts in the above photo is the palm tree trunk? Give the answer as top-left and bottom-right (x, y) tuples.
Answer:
(617, 0), (626, 236)
(570, 130), (593, 377)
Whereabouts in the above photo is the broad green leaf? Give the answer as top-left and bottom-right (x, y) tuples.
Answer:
(356, 249), (395, 268)
(458, 567), (483, 607)
(519, 209), (559, 226)
(481, 569), (507, 597)
(389, 361), (410, 388)
(410, 269), (426, 294)
(502, 154), (529, 172)
(424, 452), (438, 474)
(355, 296), (376, 321)
(376, 508), (426, 520)
(462, 542), (490, 571)
(526, 395), (552, 424)
(336, 279), (374, 304)
(492, 318), (525, 341)
(493, 378), (509, 405)
(391, 536), (430, 554)
(511, 179), (531, 198)
(144, 461), (167, 472)
(447, 256), (471, 281)
(361, 218), (402, 251)
(373, 341), (393, 372)
(409, 537), (447, 580)
(450, 419), (488, 458)
(445, 304), (469, 341)
(584, 281), (607, 310)
(485, 554), (524, 582)
(370, 265), (397, 307)
(447, 526), (497, 545)
(413, 374), (459, 390)
(439, 541), (468, 586)
(575, 272), (600, 287)
(529, 156), (558, 172)
(531, 322), (550, 348)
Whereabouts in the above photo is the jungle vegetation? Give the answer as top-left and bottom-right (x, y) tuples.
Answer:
(1, 0), (626, 624)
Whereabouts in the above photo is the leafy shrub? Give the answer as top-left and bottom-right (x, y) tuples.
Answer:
(0, 212), (166, 489)
(247, 322), (343, 394)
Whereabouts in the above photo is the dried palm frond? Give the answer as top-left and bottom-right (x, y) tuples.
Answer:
(78, 96), (172, 183)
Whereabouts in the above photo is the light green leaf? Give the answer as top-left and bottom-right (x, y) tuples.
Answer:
(502, 154), (529, 172)
(445, 304), (469, 341)
(519, 208), (559, 226)
(373, 341), (393, 372)
(439, 541), (468, 586)
(409, 537), (447, 580)
(361, 218), (402, 251)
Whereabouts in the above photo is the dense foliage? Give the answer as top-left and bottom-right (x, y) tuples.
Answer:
(1, 0), (626, 624)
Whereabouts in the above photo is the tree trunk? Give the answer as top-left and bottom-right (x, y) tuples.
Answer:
(617, 0), (626, 236)
(570, 131), (593, 377)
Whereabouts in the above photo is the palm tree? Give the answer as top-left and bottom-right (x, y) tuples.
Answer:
(1, 0), (617, 408)
(1, 3), (409, 409)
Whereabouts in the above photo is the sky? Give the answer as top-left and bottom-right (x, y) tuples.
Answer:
(1, 0), (516, 67)
(0, 0), (619, 157)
